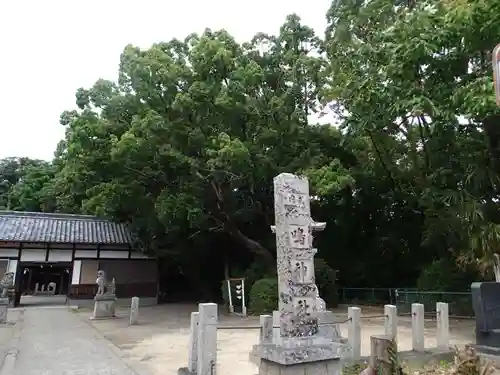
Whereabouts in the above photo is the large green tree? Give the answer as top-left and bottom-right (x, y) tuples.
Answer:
(0, 157), (53, 211)
(324, 0), (500, 278)
(52, 16), (354, 270)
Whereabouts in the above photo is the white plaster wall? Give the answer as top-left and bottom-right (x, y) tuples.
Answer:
(0, 249), (19, 257)
(48, 250), (72, 262)
(74, 250), (98, 258)
(99, 250), (129, 259)
(20, 249), (46, 262)
(130, 252), (150, 259)
(71, 260), (82, 285)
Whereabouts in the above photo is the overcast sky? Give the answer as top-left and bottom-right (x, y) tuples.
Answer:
(0, 0), (331, 161)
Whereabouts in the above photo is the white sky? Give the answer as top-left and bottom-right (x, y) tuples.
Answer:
(0, 0), (331, 161)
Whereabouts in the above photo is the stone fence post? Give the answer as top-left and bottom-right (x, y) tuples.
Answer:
(197, 303), (218, 375)
(384, 304), (397, 340)
(348, 306), (361, 360)
(436, 302), (449, 349)
(129, 297), (139, 325)
(411, 303), (425, 352)
(259, 315), (273, 344)
(187, 311), (199, 373)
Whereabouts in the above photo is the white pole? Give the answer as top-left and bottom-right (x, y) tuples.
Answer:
(226, 279), (234, 313)
(436, 302), (449, 349)
(241, 278), (247, 316)
(348, 306), (361, 360)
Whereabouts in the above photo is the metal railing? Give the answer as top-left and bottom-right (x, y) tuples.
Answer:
(395, 290), (473, 317)
(339, 287), (399, 305)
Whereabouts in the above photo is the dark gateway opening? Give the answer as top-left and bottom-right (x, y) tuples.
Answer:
(20, 263), (71, 296)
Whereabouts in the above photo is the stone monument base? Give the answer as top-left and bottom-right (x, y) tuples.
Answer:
(259, 337), (347, 365)
(259, 358), (343, 375)
(0, 298), (8, 324)
(177, 367), (194, 375)
(90, 294), (116, 320)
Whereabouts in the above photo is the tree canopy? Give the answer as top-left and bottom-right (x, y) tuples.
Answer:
(4, 0), (500, 294)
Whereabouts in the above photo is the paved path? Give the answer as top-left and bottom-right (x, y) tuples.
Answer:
(11, 308), (143, 375)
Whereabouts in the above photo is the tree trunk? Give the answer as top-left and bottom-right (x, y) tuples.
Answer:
(209, 180), (275, 270)
(223, 220), (275, 269)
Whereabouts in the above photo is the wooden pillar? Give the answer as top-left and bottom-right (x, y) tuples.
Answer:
(59, 272), (64, 295)
(27, 268), (32, 294)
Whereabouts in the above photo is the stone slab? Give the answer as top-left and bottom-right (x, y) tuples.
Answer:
(259, 339), (347, 365)
(178, 367), (195, 375)
(474, 344), (500, 356)
(471, 282), (500, 348)
(258, 358), (343, 375)
(91, 296), (116, 320)
(317, 311), (341, 340)
(94, 293), (117, 301)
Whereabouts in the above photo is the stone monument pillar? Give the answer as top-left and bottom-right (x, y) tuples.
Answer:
(90, 270), (117, 320)
(256, 173), (348, 375)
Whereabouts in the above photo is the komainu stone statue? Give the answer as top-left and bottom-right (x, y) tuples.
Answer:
(95, 270), (116, 297)
(91, 270), (117, 320)
(0, 272), (14, 298)
(96, 270), (107, 296)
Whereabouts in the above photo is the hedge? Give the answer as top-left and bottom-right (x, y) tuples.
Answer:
(248, 277), (278, 315)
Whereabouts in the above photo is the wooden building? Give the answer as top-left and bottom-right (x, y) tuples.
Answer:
(0, 211), (158, 307)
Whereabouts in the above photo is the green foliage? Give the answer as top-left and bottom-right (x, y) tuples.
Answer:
(249, 277), (278, 315)
(0, 158), (56, 212)
(314, 258), (338, 308)
(417, 258), (480, 292)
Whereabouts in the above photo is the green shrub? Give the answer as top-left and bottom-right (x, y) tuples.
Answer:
(315, 258), (338, 308)
(249, 277), (278, 315)
(220, 262), (275, 313)
(417, 258), (478, 291)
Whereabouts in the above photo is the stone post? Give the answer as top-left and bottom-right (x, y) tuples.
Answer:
(411, 303), (425, 352)
(260, 315), (273, 344)
(272, 310), (280, 344)
(370, 335), (396, 375)
(436, 302), (449, 349)
(197, 303), (218, 375)
(129, 296), (139, 325)
(348, 306), (361, 360)
(188, 311), (199, 373)
(0, 304), (7, 324)
(384, 304), (397, 340)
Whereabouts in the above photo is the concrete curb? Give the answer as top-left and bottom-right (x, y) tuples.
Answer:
(0, 309), (25, 375)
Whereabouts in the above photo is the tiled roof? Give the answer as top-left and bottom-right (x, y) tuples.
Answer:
(0, 211), (133, 244)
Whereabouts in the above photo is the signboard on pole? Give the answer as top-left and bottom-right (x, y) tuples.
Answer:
(493, 44), (500, 106)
